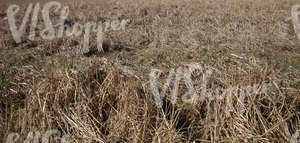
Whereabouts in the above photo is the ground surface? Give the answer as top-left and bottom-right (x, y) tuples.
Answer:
(0, 0), (299, 142)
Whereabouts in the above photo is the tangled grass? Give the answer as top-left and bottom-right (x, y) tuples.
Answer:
(0, 0), (299, 142)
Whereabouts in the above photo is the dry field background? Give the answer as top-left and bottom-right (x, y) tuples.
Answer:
(0, 0), (299, 142)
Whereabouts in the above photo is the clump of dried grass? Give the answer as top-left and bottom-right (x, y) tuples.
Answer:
(1, 58), (298, 142)
(1, 60), (173, 142)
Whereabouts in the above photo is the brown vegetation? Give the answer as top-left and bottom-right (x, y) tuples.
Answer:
(0, 0), (299, 142)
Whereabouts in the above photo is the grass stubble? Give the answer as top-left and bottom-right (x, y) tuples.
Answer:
(0, 0), (299, 142)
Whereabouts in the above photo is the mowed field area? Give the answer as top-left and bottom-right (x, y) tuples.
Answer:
(0, 0), (299, 142)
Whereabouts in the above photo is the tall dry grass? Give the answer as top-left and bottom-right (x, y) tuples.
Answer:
(1, 58), (298, 142)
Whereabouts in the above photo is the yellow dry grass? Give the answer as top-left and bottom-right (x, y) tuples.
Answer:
(0, 0), (299, 142)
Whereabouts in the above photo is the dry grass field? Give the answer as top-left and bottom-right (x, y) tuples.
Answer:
(0, 0), (299, 142)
